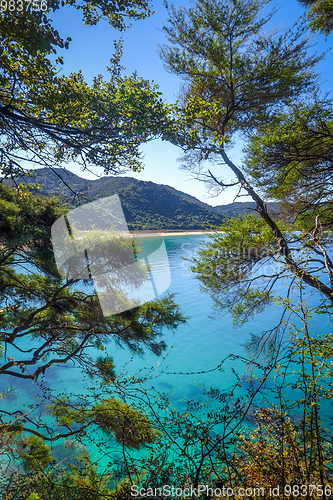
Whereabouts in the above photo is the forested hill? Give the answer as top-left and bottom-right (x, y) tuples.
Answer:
(213, 201), (281, 218)
(8, 168), (279, 230)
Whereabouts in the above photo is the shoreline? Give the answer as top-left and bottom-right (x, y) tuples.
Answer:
(130, 230), (217, 237)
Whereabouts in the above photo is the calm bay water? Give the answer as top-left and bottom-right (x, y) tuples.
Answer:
(2, 234), (331, 467)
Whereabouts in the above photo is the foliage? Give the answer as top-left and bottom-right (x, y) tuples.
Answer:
(6, 167), (227, 230)
(244, 99), (333, 228)
(227, 297), (333, 495)
(0, 184), (186, 381)
(45, 396), (160, 449)
(191, 214), (290, 325)
(18, 435), (54, 472)
(0, 183), (185, 496)
(2, 0), (333, 496)
(0, 183), (187, 486)
(161, 0), (321, 146)
(0, 0), (184, 488)
(0, 1), (176, 178)
(94, 356), (116, 382)
(57, 0), (153, 30)
(103, 295), (333, 496)
(159, 0), (333, 310)
(154, 2), (333, 495)
(3, 450), (119, 499)
(298, 0), (333, 36)
(161, 0), (333, 307)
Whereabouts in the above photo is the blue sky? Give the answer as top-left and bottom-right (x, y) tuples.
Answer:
(51, 0), (332, 206)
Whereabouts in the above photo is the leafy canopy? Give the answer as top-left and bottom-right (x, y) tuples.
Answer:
(191, 214), (289, 324)
(298, 0), (333, 36)
(0, 184), (186, 383)
(244, 99), (333, 228)
(0, 1), (176, 178)
(160, 0), (333, 307)
(160, 0), (322, 152)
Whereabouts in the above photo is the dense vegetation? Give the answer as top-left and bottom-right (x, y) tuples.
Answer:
(6, 168), (226, 230)
(1, 0), (333, 498)
(7, 168), (282, 230)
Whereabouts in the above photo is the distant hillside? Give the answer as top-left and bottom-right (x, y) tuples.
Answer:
(163, 189), (280, 219)
(213, 201), (280, 218)
(6, 168), (280, 230)
(9, 169), (225, 230)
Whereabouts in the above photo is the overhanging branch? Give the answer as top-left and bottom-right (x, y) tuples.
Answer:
(219, 147), (333, 303)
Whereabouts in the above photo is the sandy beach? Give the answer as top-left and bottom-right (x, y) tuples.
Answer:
(130, 230), (216, 238)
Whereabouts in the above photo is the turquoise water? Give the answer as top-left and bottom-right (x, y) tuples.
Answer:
(96, 234), (261, 404)
(2, 234), (332, 467)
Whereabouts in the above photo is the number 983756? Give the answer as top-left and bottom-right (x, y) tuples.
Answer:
(0, 0), (48, 12)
